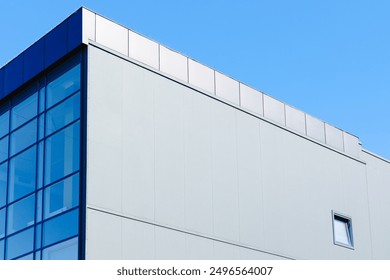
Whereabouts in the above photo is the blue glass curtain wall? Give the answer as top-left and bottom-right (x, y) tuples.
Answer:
(0, 53), (82, 260)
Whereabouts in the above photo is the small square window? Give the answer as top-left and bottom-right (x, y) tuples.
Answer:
(332, 211), (354, 249)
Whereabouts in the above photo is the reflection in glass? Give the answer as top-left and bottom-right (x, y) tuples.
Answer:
(0, 162), (7, 207)
(44, 173), (79, 219)
(35, 250), (41, 260)
(0, 208), (5, 238)
(46, 64), (80, 108)
(8, 146), (36, 202)
(46, 92), (80, 135)
(0, 111), (9, 138)
(0, 136), (8, 163)
(45, 122), (80, 185)
(37, 141), (44, 189)
(11, 93), (38, 130)
(39, 87), (45, 113)
(7, 194), (35, 234)
(38, 114), (44, 140)
(10, 119), (37, 156)
(42, 237), (78, 260)
(6, 227), (34, 259)
(43, 209), (78, 246)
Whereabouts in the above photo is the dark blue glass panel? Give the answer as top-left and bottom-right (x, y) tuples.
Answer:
(35, 250), (41, 260)
(15, 253), (34, 260)
(38, 114), (44, 140)
(67, 9), (82, 51)
(46, 64), (80, 108)
(0, 208), (5, 238)
(39, 87), (45, 113)
(4, 55), (23, 95)
(45, 122), (80, 185)
(37, 142), (44, 190)
(46, 92), (80, 135)
(35, 223), (42, 249)
(8, 146), (37, 202)
(44, 173), (79, 219)
(7, 194), (35, 234)
(44, 21), (68, 68)
(23, 38), (45, 83)
(0, 110), (9, 138)
(42, 237), (78, 260)
(0, 239), (4, 260)
(10, 119), (37, 156)
(0, 136), (8, 163)
(0, 68), (4, 99)
(36, 190), (42, 223)
(11, 92), (38, 130)
(42, 209), (78, 246)
(6, 227), (34, 259)
(0, 162), (7, 207)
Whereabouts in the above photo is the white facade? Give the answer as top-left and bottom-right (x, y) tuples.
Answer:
(85, 41), (389, 259)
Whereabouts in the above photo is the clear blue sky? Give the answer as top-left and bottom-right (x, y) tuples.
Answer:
(1, 0), (389, 159)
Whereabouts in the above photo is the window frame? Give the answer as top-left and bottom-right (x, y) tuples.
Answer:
(332, 210), (354, 249)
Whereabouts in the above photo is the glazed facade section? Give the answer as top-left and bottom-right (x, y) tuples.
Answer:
(0, 55), (82, 260)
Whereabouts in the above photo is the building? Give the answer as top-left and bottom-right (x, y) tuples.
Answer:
(0, 7), (389, 260)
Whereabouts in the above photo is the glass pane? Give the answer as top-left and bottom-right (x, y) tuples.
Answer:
(7, 194), (35, 234)
(45, 122), (80, 185)
(10, 119), (37, 156)
(38, 114), (44, 140)
(334, 218), (350, 245)
(35, 223), (42, 249)
(0, 136), (8, 163)
(8, 146), (37, 202)
(0, 208), (5, 238)
(46, 92), (80, 135)
(42, 237), (78, 260)
(44, 173), (79, 219)
(35, 250), (41, 260)
(39, 87), (45, 113)
(37, 141), (44, 189)
(36, 190), (42, 223)
(0, 239), (4, 260)
(11, 93), (38, 130)
(47, 64), (80, 108)
(6, 227), (34, 259)
(43, 209), (78, 246)
(0, 162), (7, 207)
(0, 111), (10, 138)
(16, 253), (34, 260)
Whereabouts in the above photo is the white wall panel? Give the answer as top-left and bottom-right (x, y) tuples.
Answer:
(128, 31), (159, 69)
(155, 227), (186, 259)
(82, 9), (95, 43)
(184, 234), (214, 259)
(95, 15), (128, 56)
(325, 124), (344, 151)
(87, 47), (123, 213)
(183, 93), (214, 236)
(122, 218), (155, 259)
(306, 114), (325, 143)
(343, 132), (360, 158)
(154, 78), (186, 229)
(160, 46), (188, 82)
(188, 59), (215, 94)
(240, 83), (263, 115)
(285, 105), (306, 134)
(263, 95), (285, 125)
(215, 72), (240, 105)
(210, 102), (240, 242)
(121, 63), (155, 221)
(213, 241), (240, 259)
(236, 112), (263, 248)
(86, 209), (122, 259)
